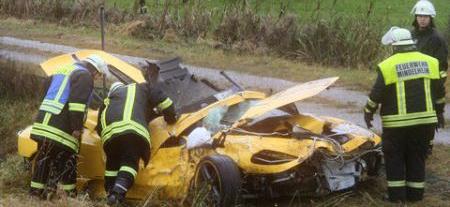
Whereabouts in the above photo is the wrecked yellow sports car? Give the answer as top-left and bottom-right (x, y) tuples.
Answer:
(18, 50), (382, 206)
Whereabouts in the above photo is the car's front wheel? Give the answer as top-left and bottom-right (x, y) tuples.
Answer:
(192, 154), (241, 207)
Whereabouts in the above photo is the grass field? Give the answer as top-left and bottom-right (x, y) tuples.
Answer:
(107, 0), (450, 29)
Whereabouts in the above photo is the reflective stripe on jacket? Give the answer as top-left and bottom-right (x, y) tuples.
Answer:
(98, 83), (175, 146)
(39, 64), (87, 115)
(31, 112), (79, 151)
(365, 51), (442, 128)
(31, 63), (94, 153)
(101, 83), (151, 144)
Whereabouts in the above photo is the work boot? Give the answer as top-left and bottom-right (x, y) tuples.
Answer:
(107, 183), (127, 206)
(106, 193), (119, 206)
(43, 186), (57, 200)
(29, 188), (45, 200)
(104, 176), (116, 194)
(382, 194), (405, 204)
(406, 188), (424, 202)
(64, 189), (78, 198)
(106, 191), (125, 206)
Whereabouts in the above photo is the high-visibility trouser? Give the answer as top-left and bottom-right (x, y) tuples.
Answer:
(103, 134), (148, 194)
(382, 124), (435, 201)
(30, 139), (77, 195)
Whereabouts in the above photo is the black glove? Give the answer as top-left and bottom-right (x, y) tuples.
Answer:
(364, 112), (374, 128)
(437, 113), (445, 129)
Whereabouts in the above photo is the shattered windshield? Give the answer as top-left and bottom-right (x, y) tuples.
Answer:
(202, 100), (257, 134)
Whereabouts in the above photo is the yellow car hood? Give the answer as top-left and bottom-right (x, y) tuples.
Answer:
(237, 77), (338, 123)
(40, 49), (145, 83)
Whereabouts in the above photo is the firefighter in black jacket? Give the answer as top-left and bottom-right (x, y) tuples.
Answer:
(410, 0), (448, 154)
(29, 55), (109, 198)
(364, 27), (445, 203)
(96, 62), (177, 205)
(411, 0), (448, 77)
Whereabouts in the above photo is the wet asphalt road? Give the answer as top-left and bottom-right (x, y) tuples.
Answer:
(1, 36), (448, 144)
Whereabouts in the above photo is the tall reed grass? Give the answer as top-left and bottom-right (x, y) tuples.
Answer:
(0, 0), (447, 68)
(0, 60), (43, 156)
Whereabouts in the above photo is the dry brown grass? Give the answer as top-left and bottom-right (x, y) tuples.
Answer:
(0, 60), (43, 155)
(1, 146), (448, 206)
(0, 0), (396, 68)
(295, 17), (385, 68)
(0, 60), (46, 98)
(0, 17), (380, 90)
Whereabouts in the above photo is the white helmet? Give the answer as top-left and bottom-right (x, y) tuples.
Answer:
(84, 54), (109, 76)
(108, 81), (124, 96)
(411, 0), (436, 18)
(381, 27), (415, 46)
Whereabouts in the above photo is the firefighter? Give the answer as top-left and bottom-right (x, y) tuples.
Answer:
(29, 55), (109, 198)
(364, 27), (445, 203)
(96, 62), (177, 205)
(410, 0), (448, 155)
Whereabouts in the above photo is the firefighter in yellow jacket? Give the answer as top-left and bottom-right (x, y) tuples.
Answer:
(364, 27), (445, 202)
(96, 62), (177, 205)
(29, 55), (109, 198)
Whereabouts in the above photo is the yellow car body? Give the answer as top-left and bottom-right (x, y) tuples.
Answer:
(18, 50), (381, 203)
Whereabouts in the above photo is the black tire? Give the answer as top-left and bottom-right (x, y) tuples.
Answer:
(192, 154), (241, 207)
